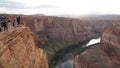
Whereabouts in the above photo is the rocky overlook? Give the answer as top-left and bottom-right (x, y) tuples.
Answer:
(0, 14), (115, 67)
(0, 14), (113, 50)
(0, 27), (48, 68)
(74, 23), (120, 68)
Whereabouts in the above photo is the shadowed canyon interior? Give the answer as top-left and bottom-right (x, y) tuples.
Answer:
(0, 14), (120, 68)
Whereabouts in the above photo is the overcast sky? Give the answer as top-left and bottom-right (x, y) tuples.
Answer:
(0, 0), (120, 15)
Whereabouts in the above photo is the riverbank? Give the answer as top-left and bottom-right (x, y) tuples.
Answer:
(55, 37), (100, 68)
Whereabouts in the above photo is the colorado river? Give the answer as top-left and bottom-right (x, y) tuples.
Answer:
(55, 37), (101, 68)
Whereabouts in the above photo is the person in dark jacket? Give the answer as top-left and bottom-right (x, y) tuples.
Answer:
(3, 20), (8, 31)
(0, 20), (2, 32)
(0, 26), (2, 32)
(0, 16), (6, 20)
(12, 17), (17, 27)
(17, 16), (21, 26)
(0, 16), (6, 32)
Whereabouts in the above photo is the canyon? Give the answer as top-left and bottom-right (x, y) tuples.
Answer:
(21, 15), (114, 67)
(74, 23), (120, 68)
(0, 14), (120, 68)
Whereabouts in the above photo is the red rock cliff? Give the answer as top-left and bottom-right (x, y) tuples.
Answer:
(0, 27), (48, 68)
(21, 16), (115, 45)
(23, 16), (96, 42)
(74, 23), (120, 68)
(101, 23), (120, 65)
(0, 14), (113, 48)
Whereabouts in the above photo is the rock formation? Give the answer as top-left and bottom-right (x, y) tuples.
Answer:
(0, 14), (113, 51)
(101, 23), (120, 65)
(22, 16), (112, 49)
(74, 23), (120, 68)
(0, 27), (48, 68)
(0, 14), (115, 67)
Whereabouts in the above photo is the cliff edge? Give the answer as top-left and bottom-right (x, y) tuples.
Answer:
(0, 27), (48, 68)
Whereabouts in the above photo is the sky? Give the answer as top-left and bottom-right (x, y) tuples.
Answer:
(0, 0), (120, 15)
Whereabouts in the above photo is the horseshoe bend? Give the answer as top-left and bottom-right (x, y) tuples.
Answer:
(0, 14), (120, 68)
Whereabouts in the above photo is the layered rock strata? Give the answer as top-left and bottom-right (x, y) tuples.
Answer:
(74, 23), (120, 68)
(0, 27), (48, 68)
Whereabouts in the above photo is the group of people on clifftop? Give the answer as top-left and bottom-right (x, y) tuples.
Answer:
(0, 16), (23, 32)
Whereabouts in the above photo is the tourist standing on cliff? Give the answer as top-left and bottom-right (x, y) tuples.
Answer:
(3, 19), (8, 31)
(0, 19), (2, 32)
(0, 16), (7, 32)
(1, 16), (6, 20)
(12, 17), (17, 28)
(16, 16), (21, 27)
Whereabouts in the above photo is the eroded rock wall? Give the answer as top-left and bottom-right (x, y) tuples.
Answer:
(22, 16), (111, 50)
(0, 27), (48, 68)
(74, 23), (120, 68)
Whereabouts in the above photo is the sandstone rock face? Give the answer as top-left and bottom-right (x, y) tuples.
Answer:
(22, 16), (112, 49)
(74, 23), (120, 68)
(0, 14), (113, 49)
(91, 20), (112, 34)
(23, 16), (96, 42)
(74, 44), (116, 68)
(0, 27), (48, 68)
(0, 14), (114, 67)
(101, 23), (120, 65)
